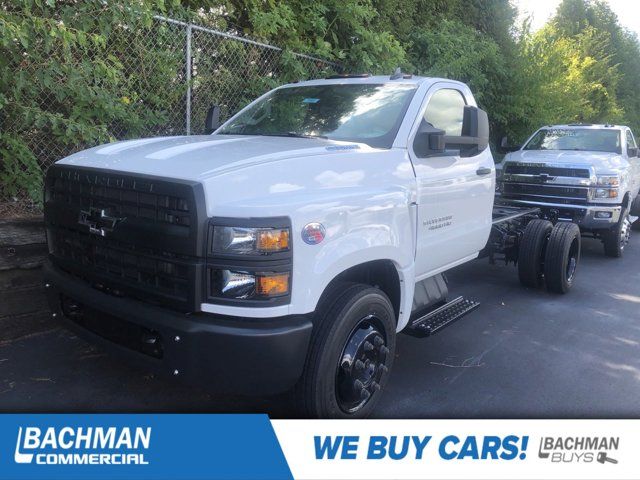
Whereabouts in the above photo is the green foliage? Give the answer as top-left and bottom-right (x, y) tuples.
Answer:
(3, 0), (640, 212)
(217, 0), (407, 72)
(0, 0), (187, 208)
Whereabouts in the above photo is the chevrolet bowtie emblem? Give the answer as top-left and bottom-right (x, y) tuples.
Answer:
(78, 208), (125, 237)
(538, 173), (555, 182)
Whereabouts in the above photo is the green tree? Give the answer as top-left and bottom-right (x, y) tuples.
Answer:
(0, 0), (186, 208)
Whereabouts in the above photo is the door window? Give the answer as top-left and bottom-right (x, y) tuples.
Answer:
(423, 89), (466, 136)
(626, 129), (637, 148)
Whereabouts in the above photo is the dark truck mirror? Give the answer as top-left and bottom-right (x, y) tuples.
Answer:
(499, 135), (520, 153)
(628, 146), (638, 157)
(444, 105), (490, 157)
(205, 105), (221, 134)
(413, 121), (446, 157)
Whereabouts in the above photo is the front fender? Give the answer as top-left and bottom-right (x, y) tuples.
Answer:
(292, 189), (416, 330)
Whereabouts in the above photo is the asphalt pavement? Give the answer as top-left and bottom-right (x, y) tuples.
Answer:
(1, 234), (639, 418)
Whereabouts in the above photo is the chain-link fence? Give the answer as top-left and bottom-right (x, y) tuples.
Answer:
(0, 14), (339, 218)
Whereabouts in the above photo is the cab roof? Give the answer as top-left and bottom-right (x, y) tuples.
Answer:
(543, 124), (629, 130)
(283, 74), (467, 89)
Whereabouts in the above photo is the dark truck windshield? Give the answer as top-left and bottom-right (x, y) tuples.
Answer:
(217, 83), (418, 148)
(524, 128), (622, 154)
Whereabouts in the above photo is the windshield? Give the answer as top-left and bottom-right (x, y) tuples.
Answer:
(523, 128), (622, 154)
(217, 83), (418, 148)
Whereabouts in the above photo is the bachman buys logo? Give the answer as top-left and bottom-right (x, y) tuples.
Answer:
(538, 436), (619, 464)
(14, 426), (151, 465)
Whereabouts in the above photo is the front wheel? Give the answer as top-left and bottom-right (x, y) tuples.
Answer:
(603, 209), (631, 257)
(295, 283), (396, 418)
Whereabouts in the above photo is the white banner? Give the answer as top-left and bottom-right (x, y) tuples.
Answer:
(272, 419), (639, 479)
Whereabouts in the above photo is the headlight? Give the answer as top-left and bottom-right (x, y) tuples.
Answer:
(592, 187), (618, 199)
(211, 269), (290, 299)
(596, 175), (620, 187)
(212, 226), (290, 255)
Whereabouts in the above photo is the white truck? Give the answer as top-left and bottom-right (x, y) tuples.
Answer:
(499, 124), (640, 257)
(43, 73), (582, 418)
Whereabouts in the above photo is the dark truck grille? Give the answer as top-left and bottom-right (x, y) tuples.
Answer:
(44, 165), (207, 312)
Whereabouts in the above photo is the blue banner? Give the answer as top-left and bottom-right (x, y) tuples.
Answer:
(0, 414), (292, 480)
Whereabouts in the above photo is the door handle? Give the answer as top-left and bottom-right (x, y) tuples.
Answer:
(476, 167), (492, 176)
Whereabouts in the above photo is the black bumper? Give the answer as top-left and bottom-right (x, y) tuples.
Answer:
(43, 261), (313, 395)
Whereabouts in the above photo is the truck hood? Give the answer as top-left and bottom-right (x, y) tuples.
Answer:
(505, 149), (626, 173)
(58, 134), (371, 181)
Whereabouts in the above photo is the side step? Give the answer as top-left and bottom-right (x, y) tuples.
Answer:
(405, 296), (480, 337)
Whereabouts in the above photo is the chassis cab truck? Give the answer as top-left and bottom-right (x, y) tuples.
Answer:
(500, 124), (640, 257)
(44, 74), (580, 417)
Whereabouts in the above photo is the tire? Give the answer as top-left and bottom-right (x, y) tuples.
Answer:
(630, 194), (640, 216)
(518, 219), (553, 288)
(544, 222), (581, 294)
(295, 283), (396, 418)
(603, 207), (632, 257)
(630, 195), (640, 231)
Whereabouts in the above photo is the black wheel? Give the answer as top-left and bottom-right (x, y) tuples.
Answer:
(631, 195), (640, 230)
(518, 219), (553, 288)
(603, 208), (632, 257)
(544, 222), (581, 294)
(295, 283), (396, 418)
(630, 194), (640, 216)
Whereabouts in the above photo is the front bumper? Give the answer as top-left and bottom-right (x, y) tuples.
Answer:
(43, 261), (313, 395)
(500, 198), (622, 229)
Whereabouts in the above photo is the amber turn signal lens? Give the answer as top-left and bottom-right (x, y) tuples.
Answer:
(257, 229), (290, 252)
(256, 273), (290, 297)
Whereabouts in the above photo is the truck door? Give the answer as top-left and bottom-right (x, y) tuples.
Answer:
(625, 129), (640, 198)
(409, 84), (495, 278)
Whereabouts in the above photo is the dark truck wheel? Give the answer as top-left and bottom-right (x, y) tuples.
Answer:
(544, 222), (581, 294)
(603, 208), (632, 257)
(518, 219), (553, 288)
(295, 283), (395, 418)
(629, 194), (640, 231)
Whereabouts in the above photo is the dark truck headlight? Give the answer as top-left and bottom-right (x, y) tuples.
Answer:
(212, 226), (290, 255)
(207, 218), (292, 305)
(212, 270), (290, 299)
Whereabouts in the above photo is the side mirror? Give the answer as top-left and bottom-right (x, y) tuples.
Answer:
(205, 105), (221, 134)
(444, 106), (489, 157)
(414, 121), (446, 157)
(628, 146), (638, 157)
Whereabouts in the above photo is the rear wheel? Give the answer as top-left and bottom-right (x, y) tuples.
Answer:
(603, 208), (631, 257)
(631, 195), (640, 230)
(518, 219), (553, 288)
(295, 283), (396, 418)
(544, 222), (581, 294)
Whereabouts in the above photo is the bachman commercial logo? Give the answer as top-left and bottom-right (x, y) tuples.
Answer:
(14, 426), (151, 465)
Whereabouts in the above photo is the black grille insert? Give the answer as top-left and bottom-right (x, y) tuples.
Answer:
(48, 168), (192, 228)
(45, 165), (207, 311)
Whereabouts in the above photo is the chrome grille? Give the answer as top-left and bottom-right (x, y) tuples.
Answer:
(504, 164), (590, 178)
(502, 183), (589, 205)
(501, 162), (593, 206)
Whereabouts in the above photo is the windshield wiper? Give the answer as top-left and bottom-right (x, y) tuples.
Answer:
(260, 132), (329, 140)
